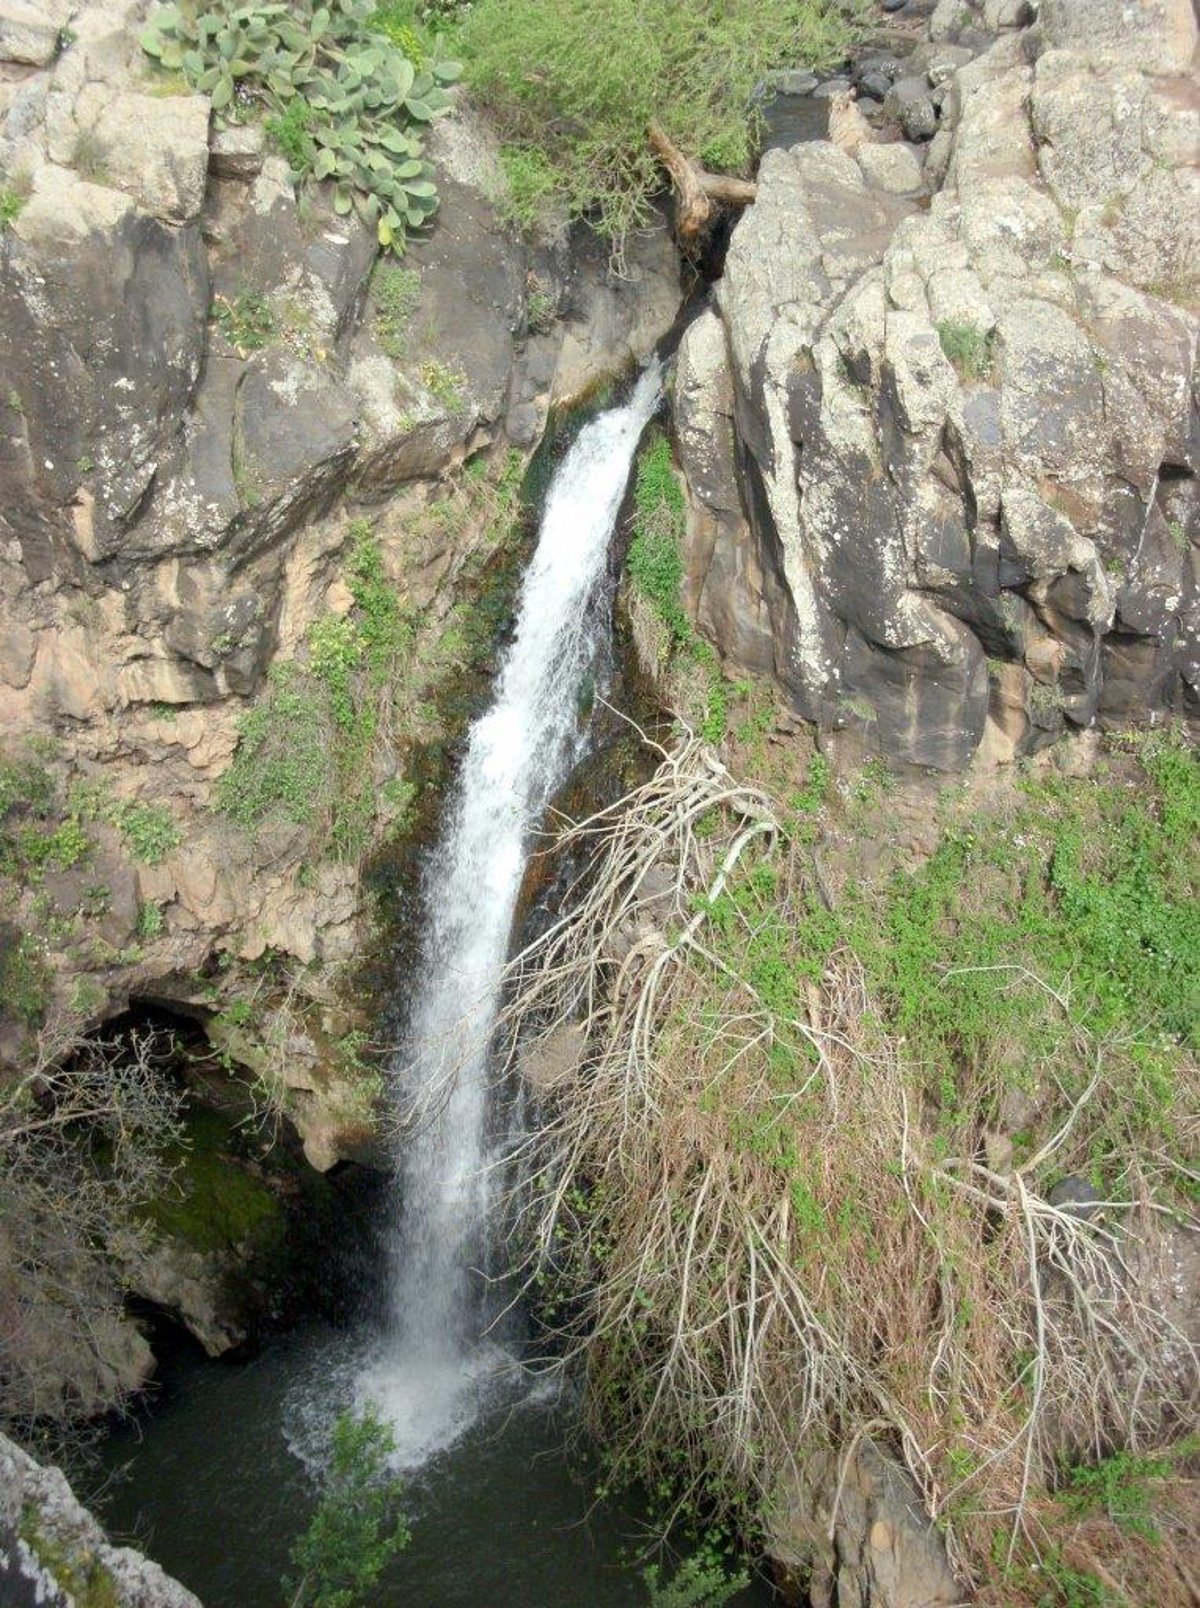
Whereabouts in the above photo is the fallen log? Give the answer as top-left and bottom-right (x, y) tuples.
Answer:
(648, 121), (758, 238)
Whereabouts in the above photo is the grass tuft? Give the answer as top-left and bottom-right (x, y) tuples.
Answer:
(461, 0), (864, 248)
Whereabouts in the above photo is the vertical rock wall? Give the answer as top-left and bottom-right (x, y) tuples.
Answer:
(0, 0), (681, 1050)
(675, 0), (1198, 772)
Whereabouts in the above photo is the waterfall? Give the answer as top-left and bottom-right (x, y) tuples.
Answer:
(360, 364), (663, 1467)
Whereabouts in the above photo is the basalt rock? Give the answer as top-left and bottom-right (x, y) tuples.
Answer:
(0, 1430), (201, 1607)
(769, 1442), (960, 1608)
(675, 0), (1198, 773)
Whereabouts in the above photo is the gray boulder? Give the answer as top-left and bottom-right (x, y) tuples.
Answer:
(1036, 0), (1197, 72)
(0, 1430), (201, 1608)
(0, 169), (208, 579)
(769, 1441), (962, 1608)
(92, 90), (211, 221)
(883, 75), (939, 141)
(0, 0), (70, 67)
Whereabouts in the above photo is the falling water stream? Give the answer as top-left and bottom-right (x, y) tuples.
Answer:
(94, 366), (767, 1606)
(359, 363), (664, 1466)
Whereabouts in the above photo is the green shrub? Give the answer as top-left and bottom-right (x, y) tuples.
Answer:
(25, 817), (91, 872)
(1058, 1448), (1173, 1541)
(18, 1516), (121, 1608)
(628, 433), (690, 647)
(217, 466), (527, 861)
(0, 930), (50, 1022)
(643, 1545), (749, 1607)
(461, 0), (862, 244)
(60, 784), (180, 866)
(893, 737), (1195, 1060)
(140, 0), (460, 251)
(0, 755), (54, 822)
(215, 526), (414, 855)
(217, 663), (334, 830)
(309, 615), (364, 731)
(366, 1), (427, 61)
(525, 272), (558, 333)
(264, 95), (316, 167)
(114, 801), (182, 865)
(286, 1406), (410, 1608)
(0, 758), (99, 879)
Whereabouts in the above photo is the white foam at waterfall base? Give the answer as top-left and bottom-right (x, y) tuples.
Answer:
(358, 363), (663, 1469)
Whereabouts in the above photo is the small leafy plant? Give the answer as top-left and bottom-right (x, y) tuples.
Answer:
(115, 802), (182, 866)
(418, 357), (465, 413)
(286, 1406), (410, 1608)
(213, 288), (276, 355)
(68, 782), (183, 866)
(643, 1543), (749, 1606)
(140, 0), (460, 250)
(0, 185), (25, 230)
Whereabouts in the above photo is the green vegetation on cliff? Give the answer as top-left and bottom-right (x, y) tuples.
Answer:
(19, 1509), (121, 1608)
(140, 0), (459, 251)
(628, 435), (691, 649)
(461, 0), (864, 242)
(0, 180), (24, 230)
(217, 455), (525, 861)
(0, 748), (183, 1036)
(625, 432), (743, 746)
(506, 721), (1198, 1598)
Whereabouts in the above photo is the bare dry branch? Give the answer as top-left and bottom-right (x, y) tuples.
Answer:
(488, 735), (1198, 1582)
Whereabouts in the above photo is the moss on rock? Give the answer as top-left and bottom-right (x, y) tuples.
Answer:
(143, 1105), (284, 1257)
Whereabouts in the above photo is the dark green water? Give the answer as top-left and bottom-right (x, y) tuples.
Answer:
(95, 1327), (774, 1608)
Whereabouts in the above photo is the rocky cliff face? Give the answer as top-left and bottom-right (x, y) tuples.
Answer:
(0, 1428), (200, 1607)
(0, 0), (679, 1118)
(676, 0), (1198, 772)
(0, 0), (679, 1407)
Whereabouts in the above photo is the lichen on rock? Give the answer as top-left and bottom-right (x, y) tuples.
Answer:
(0, 1429), (200, 1607)
(675, 0), (1198, 774)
